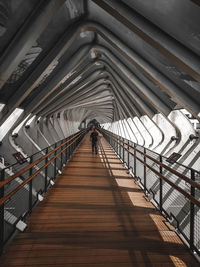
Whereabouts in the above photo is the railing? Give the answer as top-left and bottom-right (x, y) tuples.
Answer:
(101, 129), (200, 257)
(0, 130), (86, 255)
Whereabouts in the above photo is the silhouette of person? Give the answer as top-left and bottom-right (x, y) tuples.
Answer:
(90, 127), (99, 154)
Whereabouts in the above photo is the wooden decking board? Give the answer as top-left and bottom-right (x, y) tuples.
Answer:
(67, 162), (122, 165)
(0, 134), (198, 266)
(66, 166), (125, 170)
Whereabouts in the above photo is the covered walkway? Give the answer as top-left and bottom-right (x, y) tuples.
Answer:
(0, 134), (198, 267)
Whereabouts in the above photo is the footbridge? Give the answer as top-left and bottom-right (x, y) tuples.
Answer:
(0, 1), (200, 266)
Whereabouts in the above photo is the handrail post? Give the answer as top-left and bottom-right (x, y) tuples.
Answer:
(54, 143), (57, 178)
(159, 155), (163, 212)
(71, 135), (74, 152)
(72, 136), (76, 153)
(44, 147), (48, 193)
(60, 141), (63, 169)
(190, 169), (195, 251)
(117, 136), (119, 156)
(68, 138), (71, 160)
(0, 169), (5, 256)
(70, 138), (72, 157)
(29, 156), (33, 213)
(144, 148), (146, 192)
(72, 136), (74, 153)
(134, 144), (136, 177)
(119, 137), (121, 157)
(127, 140), (130, 169)
(65, 137), (68, 162)
(123, 138), (125, 163)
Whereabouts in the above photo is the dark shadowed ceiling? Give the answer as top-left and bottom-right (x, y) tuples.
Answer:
(0, 0), (199, 125)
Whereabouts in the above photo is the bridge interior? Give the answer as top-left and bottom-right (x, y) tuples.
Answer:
(1, 133), (199, 266)
(0, 0), (200, 171)
(0, 0), (200, 266)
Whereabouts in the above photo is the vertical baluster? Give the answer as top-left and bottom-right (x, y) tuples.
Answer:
(117, 136), (119, 156)
(68, 138), (70, 160)
(54, 143), (57, 178)
(123, 138), (125, 163)
(144, 148), (146, 192)
(119, 137), (121, 157)
(127, 140), (130, 169)
(60, 141), (63, 170)
(0, 169), (5, 256)
(45, 148), (48, 193)
(29, 156), (33, 213)
(190, 170), (195, 251)
(134, 144), (136, 177)
(159, 155), (163, 212)
(65, 138), (68, 163)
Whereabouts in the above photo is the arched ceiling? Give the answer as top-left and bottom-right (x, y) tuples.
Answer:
(0, 0), (199, 126)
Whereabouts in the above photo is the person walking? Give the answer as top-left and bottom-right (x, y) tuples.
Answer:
(90, 127), (99, 154)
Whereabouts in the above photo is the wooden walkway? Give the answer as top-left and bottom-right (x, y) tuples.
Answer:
(1, 134), (198, 266)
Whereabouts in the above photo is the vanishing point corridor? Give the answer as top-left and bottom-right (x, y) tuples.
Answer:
(0, 134), (198, 267)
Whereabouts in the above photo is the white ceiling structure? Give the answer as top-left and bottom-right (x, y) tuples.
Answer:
(0, 0), (199, 131)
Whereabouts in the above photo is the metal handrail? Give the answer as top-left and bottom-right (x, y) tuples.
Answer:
(0, 130), (86, 206)
(106, 130), (200, 188)
(104, 129), (198, 171)
(101, 129), (200, 208)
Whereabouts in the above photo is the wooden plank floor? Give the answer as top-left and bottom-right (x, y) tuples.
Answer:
(0, 134), (199, 267)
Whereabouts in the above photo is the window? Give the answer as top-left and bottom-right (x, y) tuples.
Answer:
(0, 108), (24, 141)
